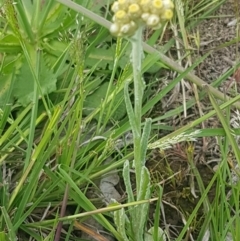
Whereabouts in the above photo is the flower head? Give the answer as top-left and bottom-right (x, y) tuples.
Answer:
(110, 0), (174, 37)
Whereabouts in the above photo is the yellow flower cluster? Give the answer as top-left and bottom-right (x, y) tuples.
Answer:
(110, 0), (174, 37)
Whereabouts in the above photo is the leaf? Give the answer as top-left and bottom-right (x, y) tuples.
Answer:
(206, 85), (240, 162)
(153, 185), (163, 241)
(144, 227), (167, 241)
(42, 39), (69, 57)
(13, 56), (57, 106)
(133, 167), (151, 241)
(124, 80), (139, 138)
(0, 75), (13, 107)
(85, 47), (115, 70)
(42, 3), (70, 36)
(140, 118), (152, 166)
(128, 167), (151, 241)
(138, 165), (151, 201)
(83, 82), (126, 122)
(2, 54), (23, 75)
(113, 200), (130, 241)
(118, 44), (168, 73)
(123, 160), (134, 203)
(0, 34), (21, 53)
(0, 232), (7, 241)
(1, 206), (17, 241)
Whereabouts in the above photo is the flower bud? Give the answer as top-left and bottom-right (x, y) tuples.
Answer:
(162, 0), (174, 9)
(146, 14), (160, 27)
(161, 9), (173, 20)
(151, 0), (163, 14)
(141, 12), (150, 22)
(114, 10), (130, 23)
(110, 23), (121, 36)
(128, 3), (142, 19)
(129, 0), (139, 3)
(120, 21), (137, 35)
(111, 1), (120, 12)
(140, 0), (151, 12)
(118, 0), (129, 10)
(109, 0), (174, 37)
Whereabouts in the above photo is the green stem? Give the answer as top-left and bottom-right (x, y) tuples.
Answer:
(131, 27), (145, 194)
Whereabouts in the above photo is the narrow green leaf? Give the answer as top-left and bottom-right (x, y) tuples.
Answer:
(124, 81), (139, 138)
(153, 185), (163, 241)
(142, 52), (210, 115)
(0, 232), (7, 241)
(206, 86), (240, 163)
(0, 104), (32, 147)
(58, 165), (121, 240)
(1, 206), (16, 241)
(140, 118), (152, 166)
(137, 167), (151, 201)
(13, 1), (35, 42)
(0, 72), (15, 136)
(114, 201), (129, 241)
(13, 177), (60, 230)
(123, 160), (134, 203)
(132, 167), (151, 241)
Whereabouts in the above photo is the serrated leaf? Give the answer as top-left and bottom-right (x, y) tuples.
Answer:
(86, 47), (114, 70)
(42, 39), (69, 57)
(83, 82), (126, 122)
(0, 75), (13, 107)
(0, 34), (21, 53)
(43, 3), (73, 36)
(13, 56), (57, 106)
(2, 54), (22, 75)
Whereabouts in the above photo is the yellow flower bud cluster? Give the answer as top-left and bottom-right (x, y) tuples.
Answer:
(110, 0), (174, 37)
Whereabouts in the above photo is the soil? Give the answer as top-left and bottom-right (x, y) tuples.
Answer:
(146, 145), (217, 240)
(192, 0), (240, 85)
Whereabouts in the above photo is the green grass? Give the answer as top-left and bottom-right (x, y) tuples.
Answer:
(1, 0), (240, 240)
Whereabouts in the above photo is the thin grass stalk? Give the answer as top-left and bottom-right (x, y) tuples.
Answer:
(23, 197), (158, 228)
(23, 49), (40, 170)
